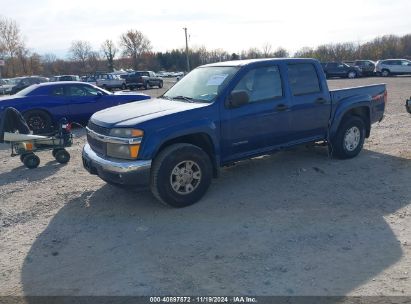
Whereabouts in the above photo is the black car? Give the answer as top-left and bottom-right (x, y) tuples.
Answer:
(353, 60), (376, 76)
(10, 76), (49, 94)
(321, 62), (362, 79)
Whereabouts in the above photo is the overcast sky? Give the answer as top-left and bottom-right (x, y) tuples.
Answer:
(1, 0), (411, 58)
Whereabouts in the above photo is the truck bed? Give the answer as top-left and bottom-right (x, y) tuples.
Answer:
(330, 83), (386, 123)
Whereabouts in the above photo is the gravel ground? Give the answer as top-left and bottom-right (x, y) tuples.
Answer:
(0, 77), (410, 296)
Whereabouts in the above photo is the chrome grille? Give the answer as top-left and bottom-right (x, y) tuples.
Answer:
(87, 121), (110, 136)
(87, 133), (105, 156)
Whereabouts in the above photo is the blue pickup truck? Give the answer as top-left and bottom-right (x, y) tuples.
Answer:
(82, 58), (386, 207)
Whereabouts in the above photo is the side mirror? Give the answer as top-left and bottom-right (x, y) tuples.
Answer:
(96, 91), (103, 97)
(226, 90), (249, 108)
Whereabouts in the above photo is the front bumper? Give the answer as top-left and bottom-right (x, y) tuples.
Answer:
(82, 143), (151, 186)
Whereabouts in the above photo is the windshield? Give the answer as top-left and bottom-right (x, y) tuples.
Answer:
(163, 66), (239, 103)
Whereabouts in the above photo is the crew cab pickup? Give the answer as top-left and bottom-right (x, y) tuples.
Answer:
(125, 71), (163, 90)
(82, 58), (386, 207)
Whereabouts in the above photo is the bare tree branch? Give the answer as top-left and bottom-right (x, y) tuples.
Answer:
(119, 30), (151, 69)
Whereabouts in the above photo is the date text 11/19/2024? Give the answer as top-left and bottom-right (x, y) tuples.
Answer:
(149, 296), (257, 303)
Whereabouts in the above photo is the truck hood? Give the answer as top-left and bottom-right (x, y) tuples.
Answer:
(90, 97), (210, 128)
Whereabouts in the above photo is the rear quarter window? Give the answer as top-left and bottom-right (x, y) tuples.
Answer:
(287, 63), (321, 96)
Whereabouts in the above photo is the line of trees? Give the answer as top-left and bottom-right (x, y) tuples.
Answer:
(1, 15), (411, 78)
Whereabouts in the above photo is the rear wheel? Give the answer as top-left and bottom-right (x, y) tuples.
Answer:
(332, 116), (366, 159)
(23, 110), (52, 134)
(158, 81), (163, 88)
(121, 83), (126, 90)
(23, 153), (40, 169)
(150, 143), (212, 207)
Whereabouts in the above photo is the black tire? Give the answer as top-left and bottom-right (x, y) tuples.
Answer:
(52, 148), (61, 157)
(23, 110), (52, 134)
(20, 152), (33, 163)
(158, 81), (163, 88)
(144, 82), (149, 90)
(150, 143), (212, 208)
(121, 83), (126, 90)
(23, 154), (40, 169)
(381, 69), (390, 77)
(55, 149), (70, 164)
(331, 116), (366, 159)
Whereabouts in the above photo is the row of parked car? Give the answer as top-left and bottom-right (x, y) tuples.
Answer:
(0, 70), (171, 96)
(322, 59), (411, 78)
(0, 76), (49, 95)
(91, 71), (164, 91)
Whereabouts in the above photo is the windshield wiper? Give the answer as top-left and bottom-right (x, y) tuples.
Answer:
(169, 95), (196, 103)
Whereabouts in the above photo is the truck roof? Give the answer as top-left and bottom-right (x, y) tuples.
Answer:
(202, 58), (318, 67)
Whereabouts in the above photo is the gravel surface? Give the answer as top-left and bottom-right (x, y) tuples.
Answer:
(0, 77), (410, 296)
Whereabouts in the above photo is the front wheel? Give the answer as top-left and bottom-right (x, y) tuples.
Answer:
(381, 69), (390, 77)
(23, 153), (40, 169)
(150, 143), (212, 207)
(331, 116), (366, 159)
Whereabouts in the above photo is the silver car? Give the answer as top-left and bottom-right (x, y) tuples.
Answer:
(375, 59), (411, 76)
(0, 79), (13, 95)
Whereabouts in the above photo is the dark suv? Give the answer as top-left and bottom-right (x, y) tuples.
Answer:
(10, 76), (49, 94)
(353, 60), (376, 76)
(321, 62), (362, 79)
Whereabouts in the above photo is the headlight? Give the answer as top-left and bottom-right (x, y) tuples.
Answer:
(109, 128), (143, 138)
(107, 143), (140, 159)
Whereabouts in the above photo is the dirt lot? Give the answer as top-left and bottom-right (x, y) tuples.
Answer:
(0, 77), (410, 296)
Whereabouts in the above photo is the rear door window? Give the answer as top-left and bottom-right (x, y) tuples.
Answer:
(287, 63), (321, 96)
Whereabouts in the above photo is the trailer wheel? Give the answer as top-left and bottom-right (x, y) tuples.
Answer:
(55, 149), (70, 164)
(151, 143), (212, 208)
(23, 153), (40, 169)
(52, 148), (61, 157)
(332, 116), (366, 159)
(20, 153), (33, 163)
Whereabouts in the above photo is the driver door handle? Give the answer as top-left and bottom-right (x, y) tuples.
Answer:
(276, 104), (288, 111)
(315, 98), (327, 104)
